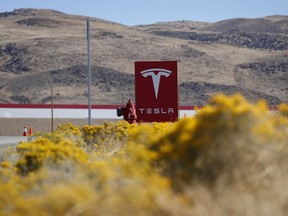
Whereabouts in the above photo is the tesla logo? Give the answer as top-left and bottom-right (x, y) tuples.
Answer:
(141, 68), (172, 99)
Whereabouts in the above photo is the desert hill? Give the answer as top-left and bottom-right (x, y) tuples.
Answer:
(0, 9), (287, 106)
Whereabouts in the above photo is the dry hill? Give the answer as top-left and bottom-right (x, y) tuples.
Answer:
(0, 9), (287, 106)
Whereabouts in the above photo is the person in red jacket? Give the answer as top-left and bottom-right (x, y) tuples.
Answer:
(117, 99), (137, 124)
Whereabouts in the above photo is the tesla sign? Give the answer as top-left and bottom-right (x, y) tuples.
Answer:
(135, 61), (178, 122)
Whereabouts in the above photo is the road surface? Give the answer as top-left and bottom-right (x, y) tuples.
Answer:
(0, 136), (29, 146)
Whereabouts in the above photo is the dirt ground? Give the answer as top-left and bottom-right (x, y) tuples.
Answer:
(0, 118), (118, 136)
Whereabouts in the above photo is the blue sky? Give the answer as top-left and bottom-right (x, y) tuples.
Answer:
(0, 0), (287, 25)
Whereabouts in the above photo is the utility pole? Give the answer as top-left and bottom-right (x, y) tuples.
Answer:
(87, 18), (92, 125)
(51, 85), (54, 132)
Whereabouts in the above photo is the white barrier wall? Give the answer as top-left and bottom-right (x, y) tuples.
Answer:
(0, 108), (197, 119)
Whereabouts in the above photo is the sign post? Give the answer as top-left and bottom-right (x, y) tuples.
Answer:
(135, 61), (178, 122)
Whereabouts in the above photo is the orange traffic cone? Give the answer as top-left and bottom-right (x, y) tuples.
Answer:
(29, 127), (33, 136)
(23, 126), (28, 136)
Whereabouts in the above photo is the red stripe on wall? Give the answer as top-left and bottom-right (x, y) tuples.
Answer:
(0, 104), (201, 110)
(0, 104), (279, 111)
(0, 104), (121, 109)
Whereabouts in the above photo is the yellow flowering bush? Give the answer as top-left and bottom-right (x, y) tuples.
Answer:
(16, 136), (89, 175)
(81, 121), (136, 154)
(81, 124), (104, 144)
(127, 122), (175, 146)
(0, 94), (287, 216)
(149, 94), (288, 187)
(0, 120), (174, 215)
(279, 103), (288, 117)
(52, 122), (82, 136)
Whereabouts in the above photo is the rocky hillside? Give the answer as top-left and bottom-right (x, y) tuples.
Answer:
(0, 9), (287, 106)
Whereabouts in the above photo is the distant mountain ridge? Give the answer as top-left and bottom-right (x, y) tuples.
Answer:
(202, 16), (288, 34)
(0, 9), (287, 106)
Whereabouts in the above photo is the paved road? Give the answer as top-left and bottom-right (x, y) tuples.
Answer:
(0, 136), (29, 146)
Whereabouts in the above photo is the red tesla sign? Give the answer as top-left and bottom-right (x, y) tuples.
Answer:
(135, 61), (178, 122)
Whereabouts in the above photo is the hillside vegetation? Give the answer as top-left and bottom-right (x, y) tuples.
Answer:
(0, 9), (287, 105)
